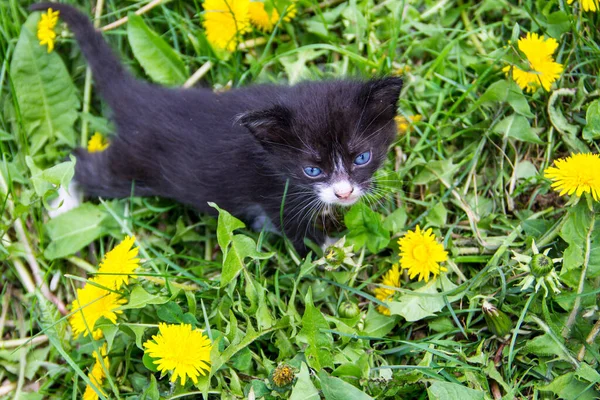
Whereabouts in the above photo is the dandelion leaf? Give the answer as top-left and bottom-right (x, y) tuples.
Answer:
(344, 203), (390, 253)
(296, 289), (334, 370)
(127, 13), (187, 85)
(318, 370), (373, 400)
(427, 381), (484, 400)
(492, 114), (544, 144)
(582, 99), (600, 142)
(10, 14), (79, 154)
(388, 275), (462, 322)
(290, 363), (319, 400)
(44, 203), (111, 260)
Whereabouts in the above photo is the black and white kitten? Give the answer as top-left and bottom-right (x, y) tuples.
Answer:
(32, 3), (402, 253)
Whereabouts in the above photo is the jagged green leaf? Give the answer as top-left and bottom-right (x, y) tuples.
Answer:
(127, 13), (187, 85)
(10, 13), (80, 154)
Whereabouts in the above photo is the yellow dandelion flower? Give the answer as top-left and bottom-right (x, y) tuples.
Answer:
(282, 2), (297, 22)
(373, 264), (401, 315)
(395, 114), (422, 134)
(37, 8), (60, 53)
(544, 153), (600, 201)
(69, 280), (126, 339)
(502, 32), (564, 93)
(87, 132), (109, 153)
(249, 2), (280, 32)
(398, 225), (448, 282)
(203, 0), (251, 51)
(144, 323), (212, 385)
(95, 236), (140, 289)
(568, 0), (599, 12)
(83, 344), (110, 400)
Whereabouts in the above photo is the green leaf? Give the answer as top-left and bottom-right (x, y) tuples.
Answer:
(156, 301), (185, 323)
(221, 234), (273, 287)
(296, 289), (334, 370)
(10, 14), (80, 154)
(141, 374), (160, 400)
(538, 372), (600, 400)
(548, 89), (589, 153)
(44, 203), (110, 260)
(559, 202), (600, 278)
(142, 352), (159, 373)
(361, 306), (398, 337)
(344, 203), (390, 253)
(318, 370), (373, 400)
(289, 363), (319, 400)
(413, 159), (459, 186)
(582, 99), (600, 142)
(127, 13), (187, 85)
(492, 114), (543, 144)
(427, 381), (484, 400)
(120, 286), (169, 310)
(476, 79), (533, 117)
(388, 275), (462, 322)
(209, 202), (246, 258)
(382, 208), (407, 232)
(26, 156), (75, 197)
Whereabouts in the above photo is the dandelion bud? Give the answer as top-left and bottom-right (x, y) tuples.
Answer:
(338, 302), (360, 319)
(269, 364), (295, 392)
(482, 301), (512, 339)
(531, 253), (554, 277)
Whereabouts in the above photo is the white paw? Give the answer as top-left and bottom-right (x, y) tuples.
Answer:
(48, 181), (82, 218)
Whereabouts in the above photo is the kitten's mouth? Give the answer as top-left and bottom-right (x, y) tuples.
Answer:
(333, 195), (360, 206)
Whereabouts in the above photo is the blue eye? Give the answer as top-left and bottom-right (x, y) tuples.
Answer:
(354, 151), (371, 166)
(304, 166), (322, 177)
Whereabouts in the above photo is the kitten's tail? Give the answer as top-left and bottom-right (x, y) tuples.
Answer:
(29, 3), (132, 105)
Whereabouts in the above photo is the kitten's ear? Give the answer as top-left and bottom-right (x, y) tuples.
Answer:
(357, 77), (403, 119)
(237, 105), (293, 146)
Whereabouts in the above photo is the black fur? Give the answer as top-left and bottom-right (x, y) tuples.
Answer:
(30, 3), (402, 253)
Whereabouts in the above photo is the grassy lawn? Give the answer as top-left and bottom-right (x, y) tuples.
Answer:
(1, 0), (600, 398)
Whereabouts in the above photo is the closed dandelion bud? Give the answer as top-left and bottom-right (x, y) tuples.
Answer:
(482, 301), (512, 338)
(325, 246), (345, 267)
(338, 302), (360, 318)
(531, 253), (554, 277)
(269, 364), (295, 392)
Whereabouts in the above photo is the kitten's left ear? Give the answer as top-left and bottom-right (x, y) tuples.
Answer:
(237, 105), (293, 148)
(357, 77), (403, 119)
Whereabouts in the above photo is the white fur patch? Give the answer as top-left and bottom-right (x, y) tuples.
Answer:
(48, 181), (82, 218)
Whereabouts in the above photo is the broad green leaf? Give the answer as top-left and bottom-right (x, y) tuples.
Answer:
(318, 370), (373, 400)
(548, 89), (589, 153)
(156, 302), (185, 323)
(289, 363), (319, 400)
(296, 289), (334, 370)
(524, 333), (571, 361)
(221, 234), (273, 287)
(492, 114), (543, 144)
(120, 286), (169, 310)
(280, 49), (327, 84)
(26, 156), (75, 197)
(388, 275), (462, 322)
(361, 306), (398, 337)
(427, 381), (484, 400)
(382, 207), (407, 232)
(476, 79), (533, 117)
(538, 372), (599, 400)
(545, 11), (571, 38)
(344, 203), (390, 253)
(426, 202), (447, 227)
(10, 14), (80, 154)
(559, 202), (600, 278)
(127, 13), (187, 85)
(44, 203), (110, 260)
(209, 202), (246, 257)
(141, 375), (160, 400)
(413, 159), (459, 186)
(582, 99), (600, 142)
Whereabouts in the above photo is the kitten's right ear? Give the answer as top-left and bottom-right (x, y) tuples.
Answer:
(237, 105), (293, 146)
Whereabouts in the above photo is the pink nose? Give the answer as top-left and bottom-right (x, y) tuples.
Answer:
(335, 187), (354, 199)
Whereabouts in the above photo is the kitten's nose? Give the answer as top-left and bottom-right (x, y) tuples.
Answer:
(334, 186), (354, 199)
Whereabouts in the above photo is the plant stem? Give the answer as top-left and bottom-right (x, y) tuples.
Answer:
(563, 212), (595, 338)
(101, 0), (166, 31)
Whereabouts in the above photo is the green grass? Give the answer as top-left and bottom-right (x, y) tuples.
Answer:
(1, 0), (600, 399)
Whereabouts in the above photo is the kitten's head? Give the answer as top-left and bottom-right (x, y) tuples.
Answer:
(239, 77), (402, 206)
